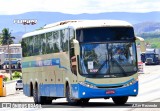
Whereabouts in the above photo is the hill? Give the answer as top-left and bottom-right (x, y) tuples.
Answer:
(134, 22), (160, 38)
(134, 22), (160, 48)
(133, 22), (160, 34)
(1, 11), (160, 32)
(0, 11), (160, 43)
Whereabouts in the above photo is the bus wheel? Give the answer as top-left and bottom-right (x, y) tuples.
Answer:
(112, 96), (128, 105)
(66, 85), (77, 104)
(78, 99), (90, 104)
(33, 87), (43, 104)
(43, 97), (53, 104)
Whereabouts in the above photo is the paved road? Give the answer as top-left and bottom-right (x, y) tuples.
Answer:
(0, 64), (160, 110)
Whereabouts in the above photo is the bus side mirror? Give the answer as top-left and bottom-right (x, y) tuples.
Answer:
(136, 36), (146, 53)
(73, 39), (80, 55)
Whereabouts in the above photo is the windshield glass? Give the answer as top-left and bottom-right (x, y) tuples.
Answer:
(76, 27), (134, 43)
(79, 42), (137, 78)
(145, 54), (155, 58)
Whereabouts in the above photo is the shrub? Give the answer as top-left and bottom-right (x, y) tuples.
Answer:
(3, 76), (8, 82)
(13, 71), (22, 78)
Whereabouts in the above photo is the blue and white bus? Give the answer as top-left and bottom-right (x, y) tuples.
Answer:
(22, 20), (139, 105)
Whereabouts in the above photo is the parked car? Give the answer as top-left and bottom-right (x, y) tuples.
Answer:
(16, 79), (23, 90)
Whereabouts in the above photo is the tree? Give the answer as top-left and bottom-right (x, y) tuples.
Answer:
(0, 28), (14, 45)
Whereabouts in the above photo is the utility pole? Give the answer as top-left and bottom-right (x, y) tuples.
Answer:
(7, 37), (15, 80)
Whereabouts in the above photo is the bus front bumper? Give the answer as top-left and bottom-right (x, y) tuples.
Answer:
(71, 82), (138, 99)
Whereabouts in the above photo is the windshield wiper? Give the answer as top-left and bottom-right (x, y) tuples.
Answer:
(111, 57), (127, 76)
(94, 56), (127, 77)
(95, 59), (109, 75)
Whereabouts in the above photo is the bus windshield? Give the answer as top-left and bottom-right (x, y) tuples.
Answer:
(76, 27), (135, 43)
(79, 42), (138, 78)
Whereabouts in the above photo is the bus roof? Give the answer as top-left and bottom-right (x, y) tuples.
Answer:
(22, 20), (133, 38)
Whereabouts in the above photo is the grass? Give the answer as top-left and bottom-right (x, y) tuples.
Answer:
(3, 71), (22, 82)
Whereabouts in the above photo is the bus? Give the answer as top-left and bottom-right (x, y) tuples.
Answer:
(22, 20), (139, 105)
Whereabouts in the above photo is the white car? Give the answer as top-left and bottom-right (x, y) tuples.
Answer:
(15, 79), (23, 90)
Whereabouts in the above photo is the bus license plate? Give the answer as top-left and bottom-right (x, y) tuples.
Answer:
(106, 90), (115, 94)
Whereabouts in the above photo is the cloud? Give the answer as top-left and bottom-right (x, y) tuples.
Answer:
(0, 0), (160, 15)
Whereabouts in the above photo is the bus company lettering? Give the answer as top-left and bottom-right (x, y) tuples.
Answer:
(43, 59), (52, 66)
(36, 61), (43, 67)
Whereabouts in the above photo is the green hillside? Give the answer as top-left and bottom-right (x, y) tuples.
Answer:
(137, 31), (160, 38)
(134, 22), (160, 48)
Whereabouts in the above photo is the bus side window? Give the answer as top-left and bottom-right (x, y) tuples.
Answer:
(70, 47), (74, 58)
(71, 53), (77, 75)
(69, 29), (77, 75)
(70, 48), (77, 76)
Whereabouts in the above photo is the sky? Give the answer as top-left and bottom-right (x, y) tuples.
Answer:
(0, 0), (160, 15)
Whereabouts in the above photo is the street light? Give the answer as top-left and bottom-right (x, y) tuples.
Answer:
(7, 36), (15, 80)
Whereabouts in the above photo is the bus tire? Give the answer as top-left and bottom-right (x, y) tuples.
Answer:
(66, 85), (77, 104)
(43, 97), (53, 104)
(33, 86), (44, 104)
(112, 96), (128, 105)
(78, 99), (90, 104)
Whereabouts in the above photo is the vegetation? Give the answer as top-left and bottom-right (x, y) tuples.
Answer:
(136, 31), (160, 48)
(137, 31), (160, 39)
(145, 38), (160, 48)
(2, 72), (21, 82)
(12, 71), (22, 78)
(0, 28), (14, 45)
(134, 22), (160, 48)
(3, 76), (9, 82)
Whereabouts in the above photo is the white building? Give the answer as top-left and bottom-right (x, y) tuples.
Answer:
(0, 44), (22, 69)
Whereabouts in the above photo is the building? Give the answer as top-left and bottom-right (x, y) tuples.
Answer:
(0, 44), (22, 69)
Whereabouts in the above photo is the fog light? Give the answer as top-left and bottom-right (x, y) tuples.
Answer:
(82, 92), (86, 95)
(134, 89), (137, 92)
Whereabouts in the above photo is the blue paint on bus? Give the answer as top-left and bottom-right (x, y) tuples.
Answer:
(23, 81), (138, 98)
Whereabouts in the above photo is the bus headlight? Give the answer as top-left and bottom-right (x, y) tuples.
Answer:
(123, 79), (137, 87)
(79, 82), (97, 89)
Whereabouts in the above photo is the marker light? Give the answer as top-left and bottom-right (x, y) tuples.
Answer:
(79, 82), (97, 89)
(123, 79), (137, 87)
